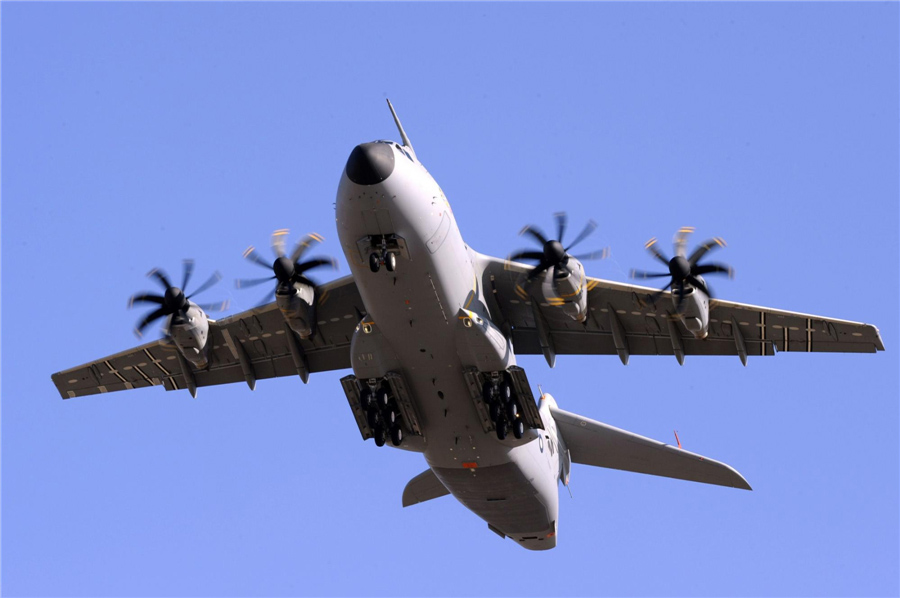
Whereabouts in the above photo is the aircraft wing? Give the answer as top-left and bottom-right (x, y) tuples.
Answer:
(481, 257), (884, 362)
(52, 275), (365, 399)
(550, 405), (752, 489)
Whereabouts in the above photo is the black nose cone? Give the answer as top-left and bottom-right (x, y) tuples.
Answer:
(345, 142), (394, 185)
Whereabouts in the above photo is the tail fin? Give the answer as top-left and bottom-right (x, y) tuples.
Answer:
(550, 406), (751, 490)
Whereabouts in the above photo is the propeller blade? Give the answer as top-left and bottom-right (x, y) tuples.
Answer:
(187, 271), (222, 298)
(256, 288), (277, 308)
(147, 268), (173, 290)
(644, 238), (670, 266)
(554, 212), (568, 244)
(290, 233), (325, 263)
(243, 246), (272, 270)
(296, 275), (317, 288)
(295, 257), (337, 275)
(565, 219), (597, 251)
(676, 280), (686, 312)
(271, 228), (290, 258)
(526, 262), (550, 282)
(195, 299), (231, 313)
(630, 269), (670, 280)
(687, 275), (712, 299)
(235, 275), (275, 289)
(571, 247), (610, 261)
(692, 262), (733, 278)
(128, 293), (164, 308)
(519, 225), (549, 246)
(674, 226), (695, 258)
(181, 259), (195, 291)
(508, 250), (544, 262)
(687, 237), (726, 266)
(650, 281), (672, 303)
(135, 306), (168, 337)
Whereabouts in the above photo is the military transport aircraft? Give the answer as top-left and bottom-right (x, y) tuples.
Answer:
(52, 101), (884, 550)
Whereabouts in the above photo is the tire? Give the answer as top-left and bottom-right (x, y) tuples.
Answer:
(513, 419), (525, 439)
(496, 420), (508, 441)
(369, 253), (381, 273)
(507, 401), (519, 421)
(359, 387), (373, 411)
(385, 252), (397, 272)
(373, 425), (386, 447)
(390, 425), (403, 447)
(489, 401), (501, 423)
(376, 386), (390, 408)
(385, 408), (398, 425)
(366, 407), (380, 429)
(500, 381), (512, 402)
(482, 381), (493, 403)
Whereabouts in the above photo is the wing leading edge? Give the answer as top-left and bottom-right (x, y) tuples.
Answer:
(481, 255), (884, 361)
(52, 275), (365, 399)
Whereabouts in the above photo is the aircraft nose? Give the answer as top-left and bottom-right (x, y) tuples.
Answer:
(345, 142), (394, 185)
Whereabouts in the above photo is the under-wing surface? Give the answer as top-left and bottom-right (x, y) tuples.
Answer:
(52, 101), (884, 550)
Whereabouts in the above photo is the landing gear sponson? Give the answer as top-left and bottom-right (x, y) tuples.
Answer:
(463, 366), (543, 440)
(341, 367), (543, 448)
(340, 372), (424, 448)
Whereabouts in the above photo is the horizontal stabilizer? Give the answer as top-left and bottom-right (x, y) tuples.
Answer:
(402, 469), (451, 507)
(550, 406), (751, 490)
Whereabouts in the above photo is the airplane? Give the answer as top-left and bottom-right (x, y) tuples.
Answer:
(52, 100), (885, 550)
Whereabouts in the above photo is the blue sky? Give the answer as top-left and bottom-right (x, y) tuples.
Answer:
(2, 3), (897, 596)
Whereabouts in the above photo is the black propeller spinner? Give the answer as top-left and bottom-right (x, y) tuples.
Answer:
(631, 226), (733, 311)
(509, 212), (609, 282)
(237, 230), (337, 305)
(129, 260), (227, 337)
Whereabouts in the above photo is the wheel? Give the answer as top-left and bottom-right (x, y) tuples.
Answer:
(384, 408), (398, 425)
(366, 407), (380, 429)
(390, 425), (403, 446)
(513, 419), (525, 439)
(376, 386), (390, 408)
(384, 252), (397, 272)
(496, 420), (508, 441)
(482, 381), (493, 403)
(500, 381), (512, 402)
(369, 252), (381, 273)
(489, 401), (501, 423)
(507, 401), (519, 421)
(359, 387), (373, 411)
(373, 425), (386, 447)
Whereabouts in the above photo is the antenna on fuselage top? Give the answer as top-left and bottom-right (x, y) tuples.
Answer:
(386, 98), (416, 159)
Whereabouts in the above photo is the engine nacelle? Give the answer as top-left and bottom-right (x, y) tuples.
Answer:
(540, 257), (589, 323)
(168, 303), (210, 368)
(673, 278), (710, 339)
(277, 281), (316, 339)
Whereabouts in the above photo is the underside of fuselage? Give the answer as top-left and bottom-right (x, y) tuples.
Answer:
(335, 139), (559, 549)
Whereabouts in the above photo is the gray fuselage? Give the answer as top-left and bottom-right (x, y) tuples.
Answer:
(335, 140), (561, 549)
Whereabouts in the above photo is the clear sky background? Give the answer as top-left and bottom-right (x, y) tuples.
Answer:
(2, 3), (897, 597)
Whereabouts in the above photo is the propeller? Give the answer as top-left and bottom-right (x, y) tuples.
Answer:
(129, 260), (228, 337)
(630, 226), (733, 311)
(236, 229), (337, 305)
(508, 212), (609, 282)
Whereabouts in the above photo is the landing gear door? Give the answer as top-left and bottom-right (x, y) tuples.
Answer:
(341, 374), (373, 440)
(507, 366), (544, 430)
